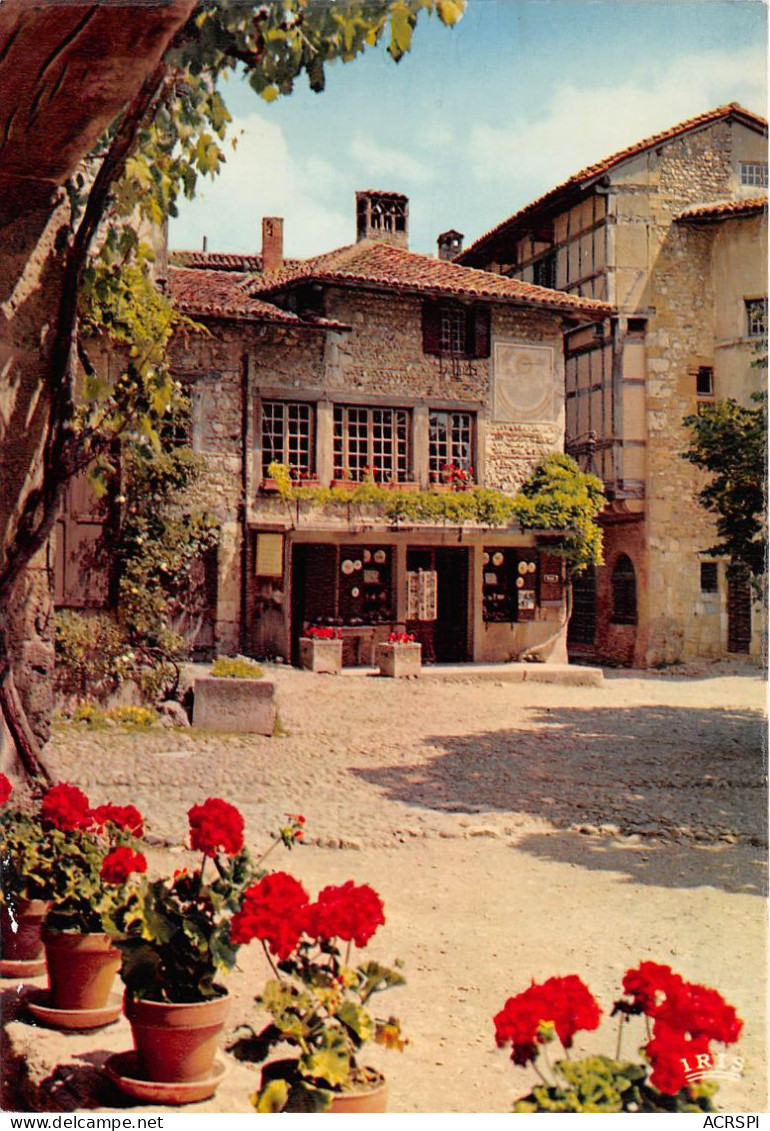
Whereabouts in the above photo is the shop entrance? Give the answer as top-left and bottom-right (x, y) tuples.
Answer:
(406, 547), (469, 663)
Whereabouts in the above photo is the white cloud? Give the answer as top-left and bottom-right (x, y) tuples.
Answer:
(349, 133), (434, 185)
(169, 112), (352, 257)
(468, 43), (767, 194)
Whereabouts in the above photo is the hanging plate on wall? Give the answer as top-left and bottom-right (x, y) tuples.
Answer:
(341, 560), (354, 575)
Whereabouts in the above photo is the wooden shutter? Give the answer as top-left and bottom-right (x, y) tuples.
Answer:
(422, 301), (442, 355)
(470, 306), (491, 358)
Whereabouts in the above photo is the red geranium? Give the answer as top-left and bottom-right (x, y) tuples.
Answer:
(0, 773), (12, 805)
(644, 1022), (713, 1095)
(188, 797), (244, 857)
(230, 871), (310, 958)
(494, 976), (601, 1066)
(92, 803), (145, 837)
(100, 846), (148, 885)
(622, 961), (683, 1017)
(654, 978), (743, 1044)
(40, 782), (93, 832)
(308, 881), (385, 948)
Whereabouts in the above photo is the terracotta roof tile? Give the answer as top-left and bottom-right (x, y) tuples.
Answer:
(460, 103), (768, 260)
(249, 240), (611, 319)
(675, 195), (768, 222)
(169, 250), (303, 272)
(167, 267), (348, 329)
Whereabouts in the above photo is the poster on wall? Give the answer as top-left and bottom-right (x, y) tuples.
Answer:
(255, 533), (283, 577)
(407, 570), (438, 621)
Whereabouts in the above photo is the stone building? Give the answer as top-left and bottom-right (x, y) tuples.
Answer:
(457, 104), (767, 666)
(163, 190), (610, 666)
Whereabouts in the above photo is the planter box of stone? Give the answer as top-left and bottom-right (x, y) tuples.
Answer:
(376, 642), (422, 678)
(299, 638), (343, 675)
(193, 676), (276, 735)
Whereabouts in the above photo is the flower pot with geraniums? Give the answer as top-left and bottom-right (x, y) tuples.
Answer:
(376, 632), (421, 678)
(493, 963), (743, 1113)
(0, 773), (52, 976)
(228, 873), (406, 1112)
(106, 801), (304, 1092)
(299, 626), (343, 675)
(0, 773), (146, 1008)
(38, 787), (147, 1017)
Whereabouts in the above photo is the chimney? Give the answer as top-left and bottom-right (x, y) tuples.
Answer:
(262, 217), (284, 274)
(356, 190), (408, 249)
(437, 229), (463, 261)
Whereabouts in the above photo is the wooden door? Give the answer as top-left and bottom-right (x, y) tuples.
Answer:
(727, 571), (752, 653)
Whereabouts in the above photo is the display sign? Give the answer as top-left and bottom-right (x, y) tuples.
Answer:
(407, 570), (438, 621)
(255, 533), (283, 577)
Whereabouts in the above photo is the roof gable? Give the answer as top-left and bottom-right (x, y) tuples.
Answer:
(459, 103), (768, 262)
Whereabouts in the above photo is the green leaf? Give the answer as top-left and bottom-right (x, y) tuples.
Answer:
(304, 1043), (350, 1088)
(254, 1079), (289, 1113)
(337, 1000), (374, 1044)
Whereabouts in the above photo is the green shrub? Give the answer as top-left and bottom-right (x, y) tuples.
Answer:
(71, 702), (158, 728)
(210, 656), (264, 679)
(54, 612), (133, 702)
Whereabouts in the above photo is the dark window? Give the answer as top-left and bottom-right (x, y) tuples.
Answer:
(422, 303), (491, 358)
(261, 401), (314, 478)
(740, 161), (768, 187)
(746, 298), (767, 338)
(627, 318), (647, 335)
(696, 366), (714, 397)
(333, 405), (410, 482)
(429, 411), (474, 482)
(532, 251), (556, 289)
(611, 554), (637, 624)
(700, 562), (718, 593)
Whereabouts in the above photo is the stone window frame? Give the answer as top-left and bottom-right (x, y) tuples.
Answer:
(260, 399), (315, 478)
(428, 410), (475, 482)
(332, 404), (411, 483)
(745, 297), (767, 339)
(696, 365), (714, 398)
(611, 553), (637, 625)
(739, 161), (768, 188)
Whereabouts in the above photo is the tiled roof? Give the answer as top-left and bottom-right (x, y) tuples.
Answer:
(249, 239), (612, 319)
(460, 103), (768, 261)
(675, 195), (768, 222)
(169, 250), (303, 272)
(167, 267), (349, 329)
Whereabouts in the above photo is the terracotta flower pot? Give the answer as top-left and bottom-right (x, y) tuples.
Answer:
(329, 1071), (388, 1113)
(43, 930), (120, 1010)
(124, 993), (229, 1083)
(0, 899), (51, 963)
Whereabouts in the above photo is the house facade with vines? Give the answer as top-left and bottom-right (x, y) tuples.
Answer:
(159, 190), (610, 666)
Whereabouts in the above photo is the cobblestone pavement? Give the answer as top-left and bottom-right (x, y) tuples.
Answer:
(27, 663), (767, 1113)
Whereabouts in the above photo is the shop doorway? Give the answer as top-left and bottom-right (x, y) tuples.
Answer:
(727, 570), (752, 653)
(406, 547), (469, 663)
(568, 564), (597, 656)
(290, 544), (337, 665)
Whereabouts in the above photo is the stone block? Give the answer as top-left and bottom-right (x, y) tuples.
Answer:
(299, 638), (343, 674)
(376, 642), (422, 678)
(193, 676), (276, 735)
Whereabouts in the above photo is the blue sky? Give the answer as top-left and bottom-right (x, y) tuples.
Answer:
(170, 0), (767, 259)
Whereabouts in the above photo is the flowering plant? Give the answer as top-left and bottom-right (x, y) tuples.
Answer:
(106, 801), (303, 1003)
(387, 632), (416, 644)
(430, 461), (474, 490)
(230, 873), (405, 1112)
(494, 963), (743, 1112)
(304, 625), (342, 640)
(0, 774), (147, 933)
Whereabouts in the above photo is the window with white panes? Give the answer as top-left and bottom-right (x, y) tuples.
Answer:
(261, 401), (314, 479)
(745, 298), (767, 338)
(440, 307), (467, 355)
(333, 406), (410, 483)
(429, 411), (474, 482)
(740, 162), (768, 187)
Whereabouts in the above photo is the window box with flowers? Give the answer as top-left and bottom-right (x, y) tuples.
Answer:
(429, 462), (475, 492)
(299, 626), (343, 675)
(376, 632), (422, 678)
(229, 873), (406, 1112)
(493, 963), (743, 1113)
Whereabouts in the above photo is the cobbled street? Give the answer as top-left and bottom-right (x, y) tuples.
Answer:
(36, 663), (767, 1112)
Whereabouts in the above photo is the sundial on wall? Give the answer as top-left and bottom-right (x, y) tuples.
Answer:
(492, 341), (555, 422)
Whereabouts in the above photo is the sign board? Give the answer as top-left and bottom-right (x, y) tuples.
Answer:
(255, 533), (284, 577)
(407, 570), (438, 621)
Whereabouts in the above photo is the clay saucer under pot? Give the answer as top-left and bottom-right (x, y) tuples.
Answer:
(0, 957), (47, 979)
(104, 1052), (227, 1105)
(23, 987), (122, 1031)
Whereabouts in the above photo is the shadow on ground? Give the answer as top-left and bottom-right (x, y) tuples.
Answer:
(352, 703), (767, 895)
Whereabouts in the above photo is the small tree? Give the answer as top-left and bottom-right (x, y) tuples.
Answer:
(512, 453), (605, 577)
(683, 392), (767, 591)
